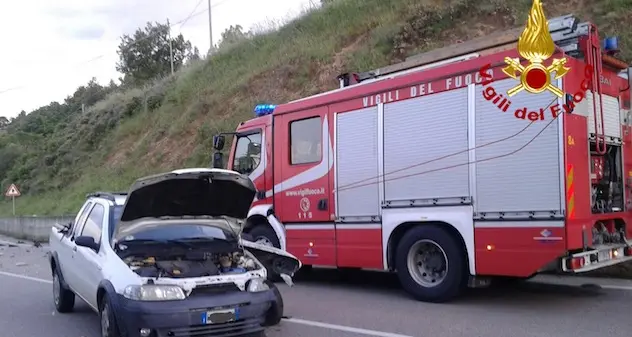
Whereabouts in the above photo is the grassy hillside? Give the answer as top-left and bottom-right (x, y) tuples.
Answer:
(0, 0), (631, 216)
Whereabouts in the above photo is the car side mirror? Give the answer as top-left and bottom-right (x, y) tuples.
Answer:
(213, 135), (225, 151)
(212, 152), (224, 168)
(75, 236), (99, 251)
(60, 222), (72, 234)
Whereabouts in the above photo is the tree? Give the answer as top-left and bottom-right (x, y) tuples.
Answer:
(116, 21), (194, 85)
(218, 25), (252, 49)
(0, 116), (8, 128)
(188, 47), (201, 63)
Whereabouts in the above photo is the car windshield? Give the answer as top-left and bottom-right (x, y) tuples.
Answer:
(120, 224), (229, 242)
(112, 205), (123, 224)
(108, 205), (124, 241)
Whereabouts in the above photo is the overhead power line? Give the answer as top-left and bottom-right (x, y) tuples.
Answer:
(0, 0), (230, 95)
(180, 0), (205, 29)
(86, 0), (231, 62)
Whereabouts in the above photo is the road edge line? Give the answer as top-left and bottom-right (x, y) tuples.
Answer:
(0, 271), (413, 337)
(0, 270), (52, 284)
(284, 317), (413, 337)
(5, 268), (629, 335)
(598, 284), (632, 291)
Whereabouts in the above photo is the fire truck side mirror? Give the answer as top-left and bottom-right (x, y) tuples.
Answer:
(213, 135), (225, 151)
(212, 152), (224, 169)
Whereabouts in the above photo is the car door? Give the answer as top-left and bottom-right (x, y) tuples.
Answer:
(59, 202), (93, 292)
(73, 202), (106, 309)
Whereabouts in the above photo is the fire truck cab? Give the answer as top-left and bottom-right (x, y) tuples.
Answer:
(211, 14), (632, 303)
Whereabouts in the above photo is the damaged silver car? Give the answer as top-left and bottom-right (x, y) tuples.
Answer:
(48, 168), (301, 337)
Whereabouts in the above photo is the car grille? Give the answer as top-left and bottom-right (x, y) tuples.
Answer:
(157, 318), (262, 337)
(188, 283), (242, 297)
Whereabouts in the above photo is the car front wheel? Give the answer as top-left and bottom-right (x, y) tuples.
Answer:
(263, 280), (284, 326)
(52, 269), (75, 313)
(99, 296), (121, 337)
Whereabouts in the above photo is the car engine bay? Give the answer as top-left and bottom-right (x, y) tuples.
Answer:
(122, 249), (260, 278)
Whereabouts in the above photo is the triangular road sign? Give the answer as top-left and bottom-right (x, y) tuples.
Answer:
(5, 184), (21, 197)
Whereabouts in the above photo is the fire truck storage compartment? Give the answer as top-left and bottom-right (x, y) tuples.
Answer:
(474, 78), (563, 215)
(335, 106), (380, 218)
(583, 92), (622, 139)
(382, 87), (469, 202)
(589, 143), (624, 213)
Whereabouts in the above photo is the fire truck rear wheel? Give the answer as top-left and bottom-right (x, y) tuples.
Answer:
(395, 225), (466, 303)
(249, 225), (282, 282)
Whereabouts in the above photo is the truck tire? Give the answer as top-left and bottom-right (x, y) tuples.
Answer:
(52, 267), (75, 313)
(263, 280), (284, 326)
(395, 225), (466, 303)
(99, 296), (121, 337)
(249, 225), (282, 282)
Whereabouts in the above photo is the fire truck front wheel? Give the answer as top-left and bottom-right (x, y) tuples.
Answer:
(395, 225), (466, 303)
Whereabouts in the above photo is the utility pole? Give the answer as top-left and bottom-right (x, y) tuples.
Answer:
(167, 18), (174, 74)
(208, 0), (213, 53)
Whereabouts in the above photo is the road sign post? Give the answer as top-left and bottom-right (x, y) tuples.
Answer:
(5, 184), (21, 216)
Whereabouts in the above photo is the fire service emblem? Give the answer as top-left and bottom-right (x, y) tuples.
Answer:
(501, 0), (570, 97)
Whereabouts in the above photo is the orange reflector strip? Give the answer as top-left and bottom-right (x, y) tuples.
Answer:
(566, 164), (575, 218)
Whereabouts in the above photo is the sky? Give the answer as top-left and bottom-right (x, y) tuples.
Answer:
(0, 0), (316, 118)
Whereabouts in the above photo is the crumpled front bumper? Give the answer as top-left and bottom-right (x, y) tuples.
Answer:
(112, 288), (277, 337)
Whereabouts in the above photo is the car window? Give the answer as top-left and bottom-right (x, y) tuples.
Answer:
(72, 202), (93, 238)
(80, 204), (105, 247)
(232, 132), (262, 175)
(290, 117), (321, 165)
(126, 224), (228, 241)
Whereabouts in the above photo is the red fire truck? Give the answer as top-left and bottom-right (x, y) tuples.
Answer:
(211, 14), (632, 302)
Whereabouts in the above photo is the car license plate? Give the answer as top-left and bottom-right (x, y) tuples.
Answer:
(598, 250), (611, 261)
(201, 308), (237, 325)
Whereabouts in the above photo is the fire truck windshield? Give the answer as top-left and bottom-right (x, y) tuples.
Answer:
(232, 132), (262, 175)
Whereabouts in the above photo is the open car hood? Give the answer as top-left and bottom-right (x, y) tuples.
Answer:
(114, 168), (256, 241)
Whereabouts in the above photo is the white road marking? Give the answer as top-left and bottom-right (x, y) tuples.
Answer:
(2, 270), (632, 336)
(0, 271), (412, 336)
(284, 318), (413, 337)
(598, 284), (632, 291)
(3, 269), (632, 294)
(0, 271), (52, 284)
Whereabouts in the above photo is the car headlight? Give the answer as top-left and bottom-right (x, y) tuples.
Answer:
(123, 284), (186, 301)
(247, 278), (270, 292)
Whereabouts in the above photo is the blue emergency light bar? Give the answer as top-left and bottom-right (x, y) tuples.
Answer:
(603, 36), (620, 54)
(254, 104), (276, 117)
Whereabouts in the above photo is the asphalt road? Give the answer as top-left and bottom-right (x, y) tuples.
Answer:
(2, 238), (632, 337)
